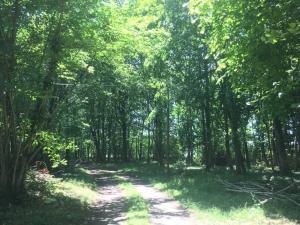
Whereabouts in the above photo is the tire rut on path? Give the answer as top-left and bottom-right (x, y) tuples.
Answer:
(85, 168), (201, 225)
(86, 168), (127, 225)
(123, 176), (201, 225)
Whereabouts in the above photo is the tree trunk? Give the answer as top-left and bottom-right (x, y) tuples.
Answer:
(147, 124), (151, 164)
(155, 107), (164, 166)
(260, 132), (269, 166)
(121, 120), (128, 161)
(166, 86), (170, 169)
(227, 89), (246, 174)
(242, 128), (251, 170)
(95, 139), (101, 163)
(224, 112), (233, 169)
(265, 120), (275, 171)
(101, 115), (106, 162)
(294, 112), (300, 169)
(273, 117), (290, 175)
(203, 65), (214, 170)
(147, 94), (151, 164)
(201, 109), (208, 167)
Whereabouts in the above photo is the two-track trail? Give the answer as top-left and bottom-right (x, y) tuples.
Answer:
(85, 167), (200, 225)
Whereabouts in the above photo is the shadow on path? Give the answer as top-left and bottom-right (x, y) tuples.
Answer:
(126, 177), (201, 225)
(86, 168), (127, 225)
(85, 166), (201, 225)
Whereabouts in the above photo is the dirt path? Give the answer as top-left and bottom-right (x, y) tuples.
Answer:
(130, 179), (200, 225)
(86, 167), (200, 225)
(86, 168), (127, 225)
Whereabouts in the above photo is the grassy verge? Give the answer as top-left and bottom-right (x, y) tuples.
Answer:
(0, 167), (98, 225)
(116, 176), (150, 225)
(108, 163), (300, 225)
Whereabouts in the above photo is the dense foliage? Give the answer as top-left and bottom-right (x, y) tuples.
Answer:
(0, 0), (299, 202)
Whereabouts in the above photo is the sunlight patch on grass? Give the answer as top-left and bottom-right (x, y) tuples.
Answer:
(53, 167), (98, 204)
(119, 182), (150, 225)
(189, 205), (267, 225)
(149, 176), (298, 225)
(1, 167), (99, 225)
(54, 179), (97, 204)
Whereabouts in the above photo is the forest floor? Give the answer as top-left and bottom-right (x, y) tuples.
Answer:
(1, 163), (300, 225)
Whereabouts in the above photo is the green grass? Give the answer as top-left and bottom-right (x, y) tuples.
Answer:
(55, 167), (98, 204)
(0, 167), (98, 225)
(108, 163), (300, 225)
(117, 176), (150, 225)
(2, 163), (298, 225)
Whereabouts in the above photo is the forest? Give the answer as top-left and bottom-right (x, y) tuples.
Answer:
(0, 0), (300, 225)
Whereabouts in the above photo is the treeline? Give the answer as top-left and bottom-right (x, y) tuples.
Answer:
(0, 0), (299, 202)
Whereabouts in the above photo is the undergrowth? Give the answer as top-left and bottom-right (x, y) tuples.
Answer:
(0, 167), (97, 225)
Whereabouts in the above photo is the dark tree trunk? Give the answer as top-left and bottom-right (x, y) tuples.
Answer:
(224, 112), (233, 170)
(95, 139), (101, 163)
(118, 91), (129, 162)
(139, 140), (143, 161)
(228, 90), (246, 174)
(221, 81), (245, 173)
(231, 121), (246, 174)
(294, 113), (300, 170)
(265, 120), (275, 171)
(155, 107), (164, 166)
(242, 128), (251, 170)
(186, 108), (193, 165)
(257, 115), (269, 166)
(273, 117), (291, 175)
(166, 86), (170, 169)
(260, 132), (269, 166)
(203, 67), (214, 170)
(147, 94), (151, 164)
(101, 116), (106, 162)
(201, 109), (208, 167)
(121, 120), (128, 161)
(147, 125), (151, 164)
